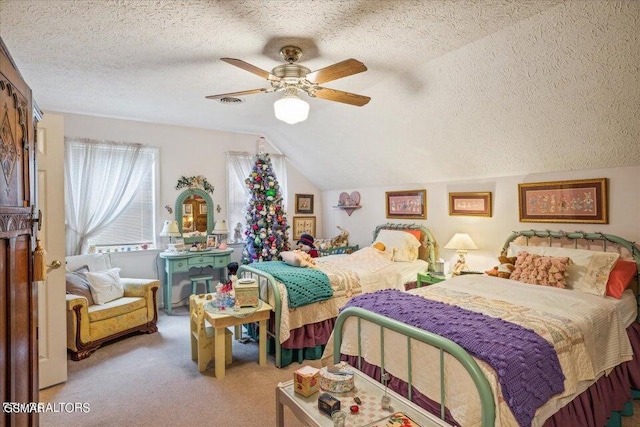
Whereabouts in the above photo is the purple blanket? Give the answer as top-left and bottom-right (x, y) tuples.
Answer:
(342, 289), (565, 427)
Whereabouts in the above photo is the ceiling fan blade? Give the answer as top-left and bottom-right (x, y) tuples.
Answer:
(221, 58), (281, 81)
(305, 59), (367, 84)
(205, 88), (268, 99)
(311, 87), (371, 106)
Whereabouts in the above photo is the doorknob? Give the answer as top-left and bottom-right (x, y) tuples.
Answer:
(47, 260), (62, 269)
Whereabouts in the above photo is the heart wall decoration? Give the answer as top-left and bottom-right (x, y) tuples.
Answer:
(338, 191), (361, 207)
(337, 191), (362, 216)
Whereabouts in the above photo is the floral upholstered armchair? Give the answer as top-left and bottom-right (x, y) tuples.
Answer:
(65, 254), (159, 360)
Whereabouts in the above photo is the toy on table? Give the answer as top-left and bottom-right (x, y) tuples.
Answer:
(221, 262), (239, 293)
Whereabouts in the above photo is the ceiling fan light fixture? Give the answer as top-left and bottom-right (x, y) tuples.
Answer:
(273, 90), (309, 124)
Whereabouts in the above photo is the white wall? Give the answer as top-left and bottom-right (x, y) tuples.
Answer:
(57, 112), (640, 302)
(59, 112), (320, 306)
(323, 166), (640, 273)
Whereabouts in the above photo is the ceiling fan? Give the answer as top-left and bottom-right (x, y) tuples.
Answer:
(206, 46), (371, 124)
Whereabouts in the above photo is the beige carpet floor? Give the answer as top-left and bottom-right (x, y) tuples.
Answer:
(40, 306), (319, 426)
(40, 307), (640, 426)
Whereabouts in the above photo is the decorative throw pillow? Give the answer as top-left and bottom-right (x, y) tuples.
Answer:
(507, 243), (616, 290)
(403, 229), (422, 241)
(574, 252), (620, 296)
(605, 260), (638, 299)
(65, 266), (95, 305)
(281, 250), (317, 268)
(281, 251), (302, 267)
(85, 267), (124, 305)
(65, 253), (112, 273)
(510, 251), (572, 288)
(372, 242), (386, 252)
(374, 229), (420, 262)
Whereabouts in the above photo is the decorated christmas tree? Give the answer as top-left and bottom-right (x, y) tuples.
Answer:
(242, 153), (290, 263)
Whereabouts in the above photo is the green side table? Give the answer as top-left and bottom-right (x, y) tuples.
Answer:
(416, 271), (446, 287)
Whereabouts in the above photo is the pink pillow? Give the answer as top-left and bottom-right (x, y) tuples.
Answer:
(605, 260), (637, 299)
(510, 251), (572, 288)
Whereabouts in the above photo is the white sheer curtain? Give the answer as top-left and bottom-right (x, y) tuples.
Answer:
(226, 151), (287, 244)
(65, 138), (157, 255)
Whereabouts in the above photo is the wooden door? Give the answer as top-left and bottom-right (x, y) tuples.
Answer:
(36, 113), (66, 388)
(0, 37), (38, 426)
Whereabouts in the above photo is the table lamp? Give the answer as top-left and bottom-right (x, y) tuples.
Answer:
(444, 233), (478, 274)
(160, 220), (181, 252)
(212, 220), (229, 248)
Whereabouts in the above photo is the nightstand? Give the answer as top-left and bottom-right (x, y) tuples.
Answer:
(416, 271), (446, 287)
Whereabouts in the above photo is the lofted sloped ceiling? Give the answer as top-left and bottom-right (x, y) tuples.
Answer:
(0, 0), (638, 191)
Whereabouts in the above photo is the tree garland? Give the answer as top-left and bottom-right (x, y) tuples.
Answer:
(175, 175), (214, 193)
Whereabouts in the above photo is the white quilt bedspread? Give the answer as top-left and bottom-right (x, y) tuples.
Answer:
(323, 275), (635, 427)
(268, 248), (410, 343)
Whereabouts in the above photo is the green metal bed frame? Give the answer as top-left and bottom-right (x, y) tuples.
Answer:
(237, 223), (438, 368)
(332, 230), (640, 427)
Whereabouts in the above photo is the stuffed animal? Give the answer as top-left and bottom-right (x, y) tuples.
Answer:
(330, 226), (350, 247)
(485, 255), (517, 279)
(296, 233), (319, 258)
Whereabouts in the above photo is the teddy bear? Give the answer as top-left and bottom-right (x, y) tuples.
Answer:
(485, 255), (517, 279)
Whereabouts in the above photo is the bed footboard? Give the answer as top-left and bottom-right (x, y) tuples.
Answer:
(333, 306), (495, 427)
(237, 264), (285, 367)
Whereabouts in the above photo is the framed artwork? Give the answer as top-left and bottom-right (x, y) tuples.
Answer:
(292, 216), (316, 240)
(183, 203), (192, 215)
(199, 203), (207, 215)
(206, 234), (216, 248)
(449, 192), (492, 217)
(518, 178), (608, 224)
(385, 189), (427, 219)
(295, 194), (314, 214)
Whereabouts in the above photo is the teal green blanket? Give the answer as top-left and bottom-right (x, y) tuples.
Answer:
(250, 261), (333, 308)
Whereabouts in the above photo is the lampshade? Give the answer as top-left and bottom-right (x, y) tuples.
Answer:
(274, 90), (309, 124)
(159, 220), (181, 237)
(213, 220), (228, 234)
(445, 233), (478, 274)
(444, 233), (478, 250)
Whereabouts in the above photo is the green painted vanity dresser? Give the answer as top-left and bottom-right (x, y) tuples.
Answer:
(159, 249), (233, 314)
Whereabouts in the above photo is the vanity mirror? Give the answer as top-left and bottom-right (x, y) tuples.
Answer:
(175, 188), (214, 243)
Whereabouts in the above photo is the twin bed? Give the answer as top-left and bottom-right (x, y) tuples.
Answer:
(237, 223), (437, 368)
(326, 230), (640, 427)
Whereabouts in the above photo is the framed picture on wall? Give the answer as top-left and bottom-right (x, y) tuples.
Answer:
(295, 194), (314, 214)
(183, 203), (192, 215)
(292, 216), (316, 240)
(449, 192), (492, 217)
(385, 189), (427, 219)
(518, 178), (608, 223)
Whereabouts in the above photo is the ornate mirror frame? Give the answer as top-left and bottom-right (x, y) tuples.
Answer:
(175, 188), (214, 244)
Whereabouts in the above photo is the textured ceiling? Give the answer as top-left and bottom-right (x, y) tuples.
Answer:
(1, 0), (638, 190)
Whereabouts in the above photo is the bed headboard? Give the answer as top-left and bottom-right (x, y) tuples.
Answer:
(501, 229), (640, 295)
(373, 223), (438, 270)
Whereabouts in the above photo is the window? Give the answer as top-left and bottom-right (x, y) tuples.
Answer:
(226, 151), (287, 244)
(64, 138), (158, 255)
